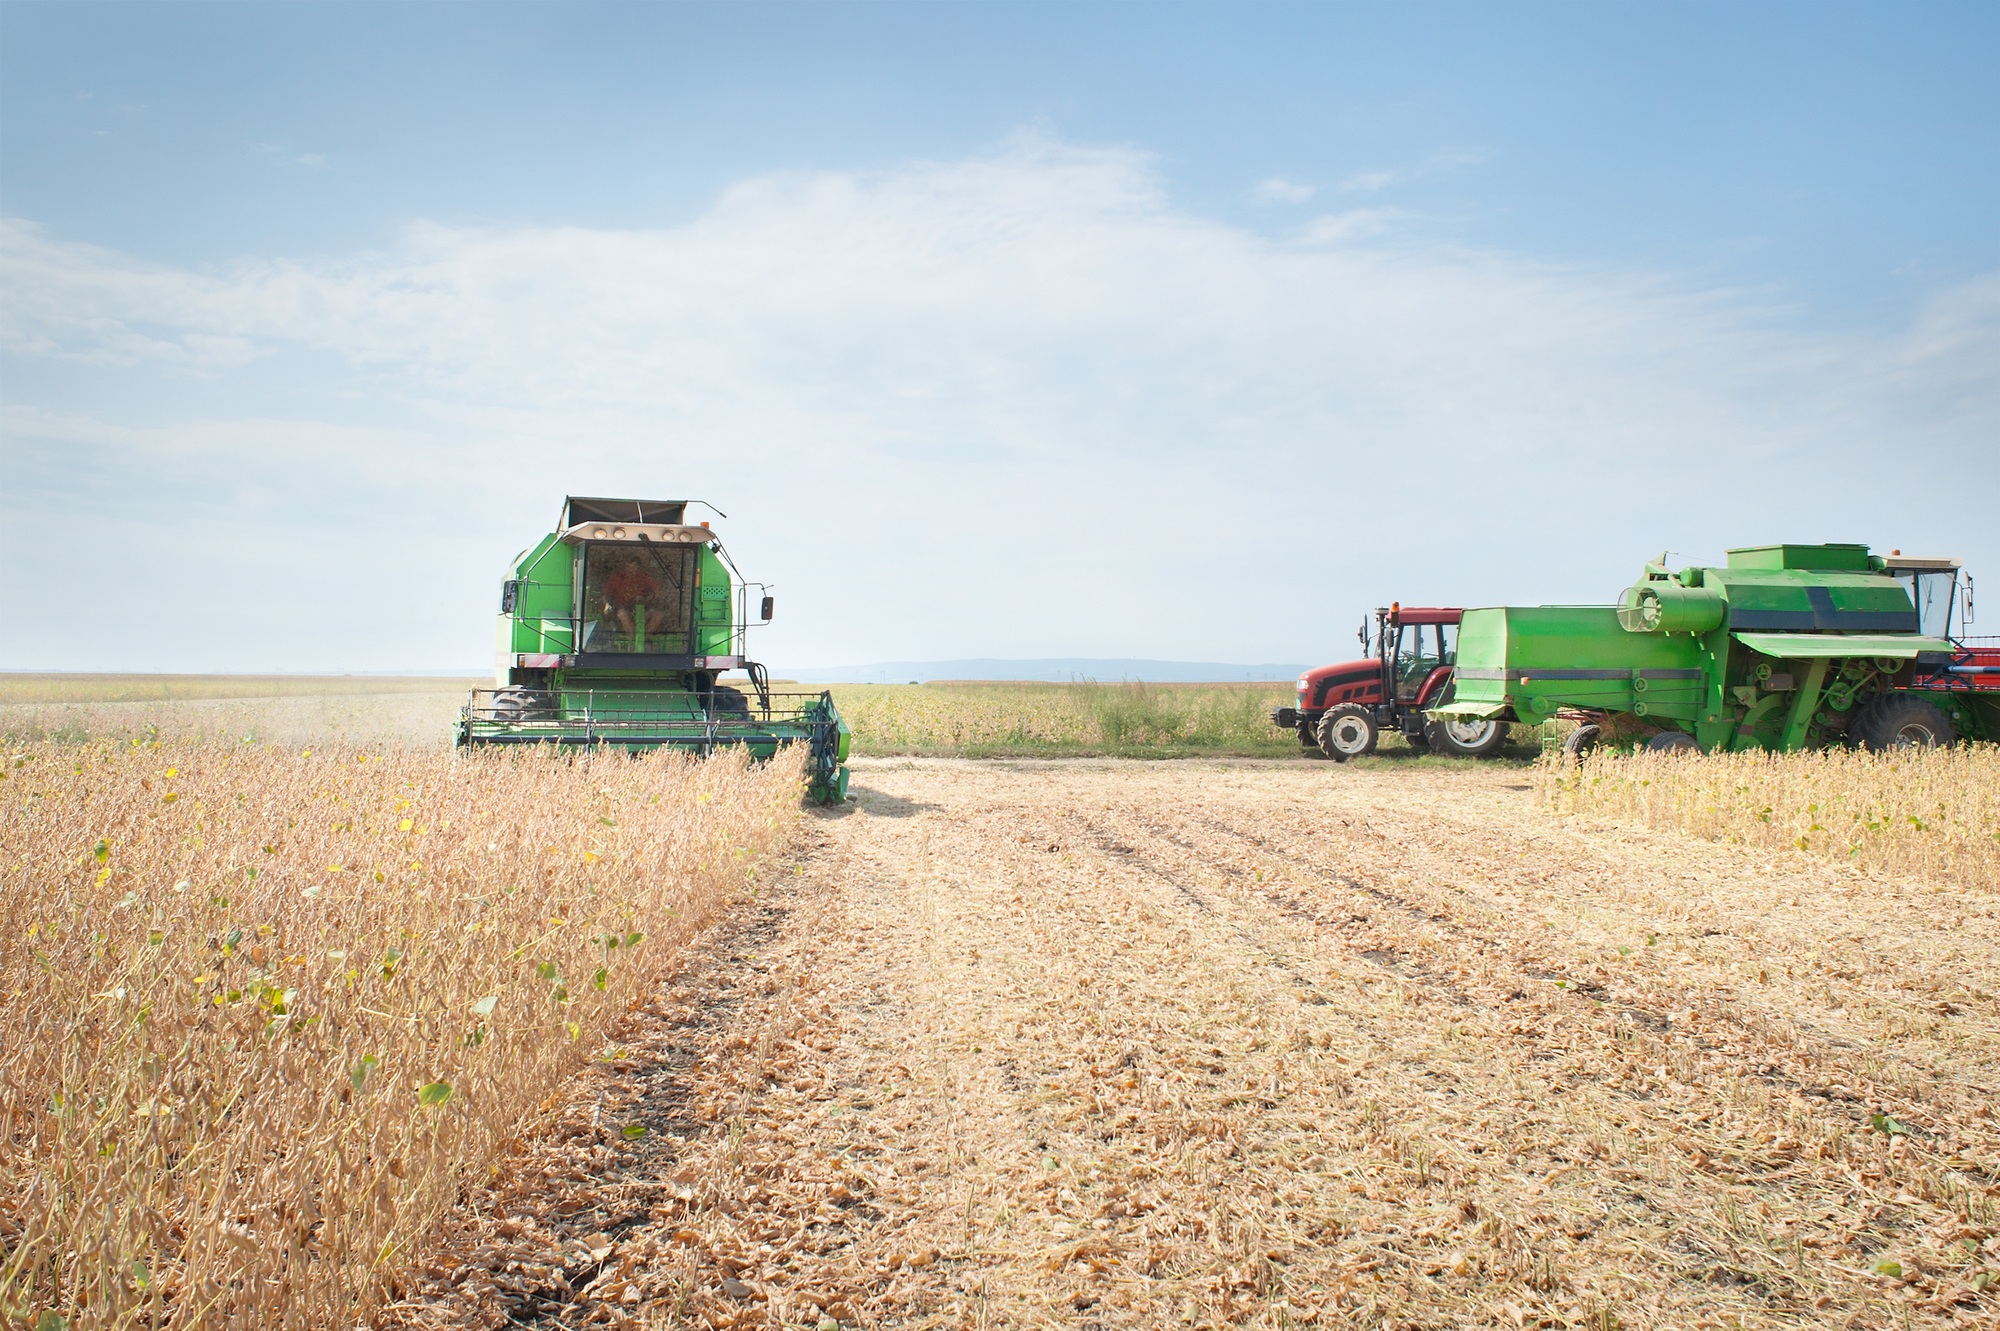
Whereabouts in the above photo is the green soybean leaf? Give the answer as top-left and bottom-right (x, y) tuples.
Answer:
(621, 1123), (647, 1140)
(471, 995), (498, 1017)
(417, 1080), (452, 1107)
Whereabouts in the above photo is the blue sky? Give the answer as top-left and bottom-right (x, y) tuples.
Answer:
(3, 2), (1996, 672)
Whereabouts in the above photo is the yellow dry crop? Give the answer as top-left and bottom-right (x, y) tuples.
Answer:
(828, 681), (1300, 756)
(1541, 743), (2000, 889)
(0, 738), (806, 1329)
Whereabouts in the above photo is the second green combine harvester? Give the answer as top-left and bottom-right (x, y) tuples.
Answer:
(1432, 543), (1998, 756)
(458, 497), (850, 802)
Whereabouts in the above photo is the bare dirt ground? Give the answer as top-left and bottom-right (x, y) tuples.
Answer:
(390, 758), (1999, 1330)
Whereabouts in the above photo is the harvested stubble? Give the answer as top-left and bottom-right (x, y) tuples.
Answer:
(0, 738), (805, 1329)
(1542, 745), (2000, 890)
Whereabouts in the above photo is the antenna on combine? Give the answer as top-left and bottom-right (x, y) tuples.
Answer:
(686, 500), (730, 520)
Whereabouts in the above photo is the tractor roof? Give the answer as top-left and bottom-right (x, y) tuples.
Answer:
(561, 497), (688, 527)
(1385, 606), (1462, 626)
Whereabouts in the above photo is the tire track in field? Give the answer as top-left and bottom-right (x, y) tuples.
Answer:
(1188, 797), (2000, 1146)
(1048, 778), (1998, 1319)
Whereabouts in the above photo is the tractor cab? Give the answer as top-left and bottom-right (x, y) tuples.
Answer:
(1380, 607), (1460, 703)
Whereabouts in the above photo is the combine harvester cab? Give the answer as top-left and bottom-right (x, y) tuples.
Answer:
(458, 496), (850, 803)
(1434, 543), (1998, 756)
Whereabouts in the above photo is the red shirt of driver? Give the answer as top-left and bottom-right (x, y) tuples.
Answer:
(603, 564), (657, 608)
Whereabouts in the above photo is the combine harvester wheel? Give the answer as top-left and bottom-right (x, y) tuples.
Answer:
(1850, 694), (1956, 751)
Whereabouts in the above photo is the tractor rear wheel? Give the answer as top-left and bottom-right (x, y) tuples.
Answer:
(1850, 693), (1956, 751)
(1561, 723), (1602, 762)
(1316, 705), (1378, 761)
(1426, 715), (1508, 758)
(1645, 730), (1699, 754)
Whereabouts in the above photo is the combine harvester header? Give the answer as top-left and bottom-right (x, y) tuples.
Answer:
(458, 496), (850, 802)
(1434, 543), (1998, 756)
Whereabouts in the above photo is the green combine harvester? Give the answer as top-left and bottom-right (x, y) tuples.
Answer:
(1432, 543), (1998, 756)
(458, 496), (850, 802)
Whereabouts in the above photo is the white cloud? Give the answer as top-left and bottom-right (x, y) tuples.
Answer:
(2, 136), (1996, 672)
(1253, 176), (1316, 205)
(1339, 169), (1402, 193)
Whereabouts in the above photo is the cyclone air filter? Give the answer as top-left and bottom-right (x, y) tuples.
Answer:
(1618, 581), (1725, 634)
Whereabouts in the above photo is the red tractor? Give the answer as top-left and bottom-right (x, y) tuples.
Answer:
(1272, 604), (1510, 761)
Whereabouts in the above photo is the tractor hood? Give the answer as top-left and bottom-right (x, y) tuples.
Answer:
(1297, 657), (1377, 692)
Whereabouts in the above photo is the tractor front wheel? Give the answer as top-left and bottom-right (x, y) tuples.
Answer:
(1316, 705), (1378, 762)
(1426, 715), (1508, 758)
(1850, 693), (1956, 751)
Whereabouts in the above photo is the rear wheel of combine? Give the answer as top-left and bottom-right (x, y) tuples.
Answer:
(1645, 730), (1699, 755)
(1316, 705), (1378, 762)
(1561, 723), (1602, 762)
(1850, 693), (1956, 751)
(1427, 715), (1508, 758)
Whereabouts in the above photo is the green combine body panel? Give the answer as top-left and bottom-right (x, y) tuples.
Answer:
(1436, 543), (1997, 753)
(459, 496), (849, 803)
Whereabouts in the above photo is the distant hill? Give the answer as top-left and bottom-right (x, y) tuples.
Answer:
(786, 658), (1309, 684)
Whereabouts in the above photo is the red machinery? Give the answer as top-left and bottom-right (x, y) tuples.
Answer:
(1272, 604), (1509, 761)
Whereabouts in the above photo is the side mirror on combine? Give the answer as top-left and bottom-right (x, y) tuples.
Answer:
(761, 595), (775, 622)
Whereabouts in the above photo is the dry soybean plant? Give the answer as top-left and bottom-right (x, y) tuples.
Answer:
(0, 738), (807, 1329)
(829, 682), (1297, 756)
(1542, 743), (2000, 888)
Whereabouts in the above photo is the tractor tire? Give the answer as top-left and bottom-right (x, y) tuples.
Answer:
(1316, 705), (1378, 762)
(1426, 715), (1508, 759)
(1561, 723), (1602, 762)
(1850, 693), (1956, 751)
(1645, 730), (1699, 755)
